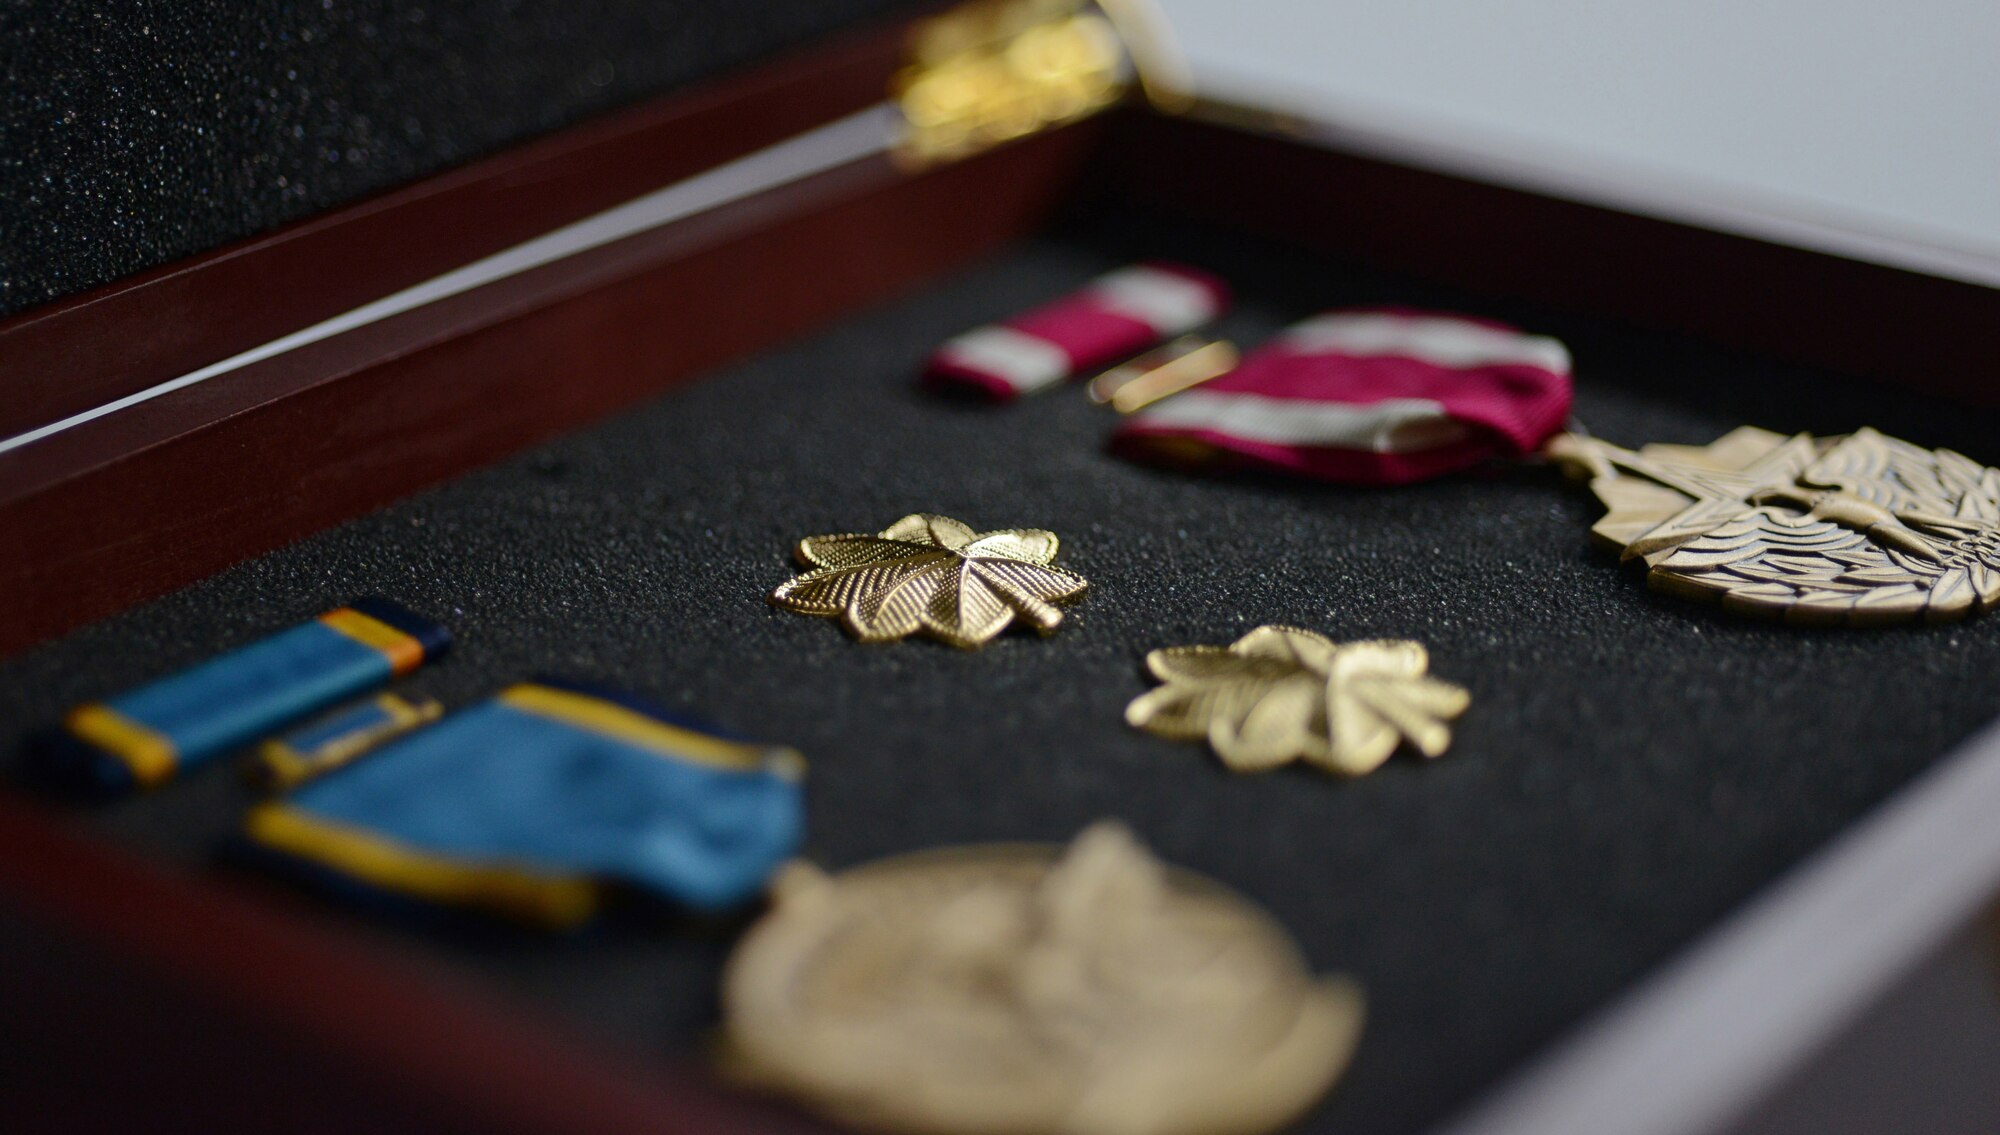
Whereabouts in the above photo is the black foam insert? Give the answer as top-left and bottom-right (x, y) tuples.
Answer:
(0, 0), (917, 317)
(6, 207), (2000, 1135)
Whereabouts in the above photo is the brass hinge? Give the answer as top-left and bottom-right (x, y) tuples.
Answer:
(892, 0), (1189, 167)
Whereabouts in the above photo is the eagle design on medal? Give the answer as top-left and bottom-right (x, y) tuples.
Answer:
(1548, 426), (2000, 625)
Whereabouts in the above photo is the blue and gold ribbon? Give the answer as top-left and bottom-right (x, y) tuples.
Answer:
(240, 680), (805, 929)
(36, 597), (450, 795)
(254, 692), (445, 790)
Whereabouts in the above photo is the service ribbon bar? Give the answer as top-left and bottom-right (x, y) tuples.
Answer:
(35, 597), (451, 795)
(924, 262), (1228, 401)
(1112, 307), (1574, 485)
(254, 692), (445, 790)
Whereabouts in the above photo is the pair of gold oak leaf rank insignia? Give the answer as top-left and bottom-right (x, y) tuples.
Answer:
(766, 511), (1471, 776)
(770, 427), (2000, 775)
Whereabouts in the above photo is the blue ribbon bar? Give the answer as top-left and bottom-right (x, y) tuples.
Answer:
(34, 597), (450, 796)
(254, 692), (446, 789)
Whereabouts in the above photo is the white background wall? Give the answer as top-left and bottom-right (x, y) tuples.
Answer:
(1158, 0), (2000, 284)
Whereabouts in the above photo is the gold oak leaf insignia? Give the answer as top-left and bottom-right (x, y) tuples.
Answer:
(1126, 625), (1471, 776)
(769, 513), (1090, 649)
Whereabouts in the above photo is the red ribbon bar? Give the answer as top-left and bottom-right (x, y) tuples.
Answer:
(924, 262), (1228, 401)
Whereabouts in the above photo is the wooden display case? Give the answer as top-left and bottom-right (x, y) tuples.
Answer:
(5, 6), (2000, 1135)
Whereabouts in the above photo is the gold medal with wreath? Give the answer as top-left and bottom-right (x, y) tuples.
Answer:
(1548, 426), (2000, 625)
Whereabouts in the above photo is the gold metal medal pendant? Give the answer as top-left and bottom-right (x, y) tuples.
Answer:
(769, 513), (1089, 648)
(1548, 426), (2000, 625)
(721, 822), (1364, 1135)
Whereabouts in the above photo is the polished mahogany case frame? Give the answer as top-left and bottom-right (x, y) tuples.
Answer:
(5, 9), (2000, 1135)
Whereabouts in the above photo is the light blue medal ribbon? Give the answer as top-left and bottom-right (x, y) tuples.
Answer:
(242, 680), (805, 928)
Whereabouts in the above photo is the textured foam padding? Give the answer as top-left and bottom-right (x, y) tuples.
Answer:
(6, 209), (2000, 1135)
(0, 0), (916, 317)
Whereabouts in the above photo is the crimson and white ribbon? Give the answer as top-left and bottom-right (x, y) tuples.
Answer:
(1112, 308), (1574, 485)
(924, 262), (1228, 401)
